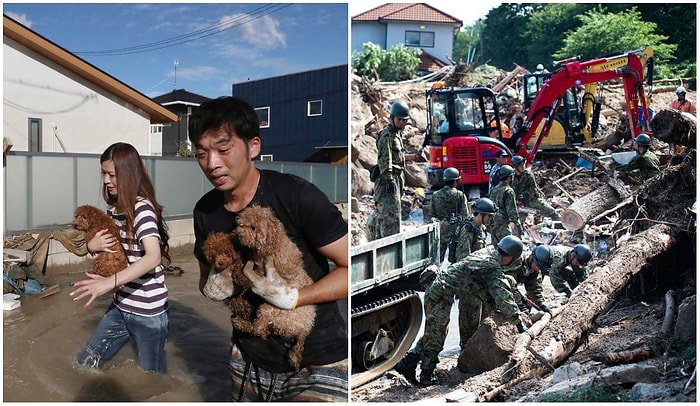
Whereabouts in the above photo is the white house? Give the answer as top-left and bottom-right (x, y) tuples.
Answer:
(351, 3), (462, 71)
(3, 14), (177, 156)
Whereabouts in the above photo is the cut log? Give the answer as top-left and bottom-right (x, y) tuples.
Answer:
(560, 178), (630, 231)
(591, 345), (652, 365)
(649, 109), (697, 148)
(661, 290), (676, 335)
(444, 224), (678, 402)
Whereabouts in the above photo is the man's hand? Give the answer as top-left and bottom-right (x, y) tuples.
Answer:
(243, 260), (299, 310)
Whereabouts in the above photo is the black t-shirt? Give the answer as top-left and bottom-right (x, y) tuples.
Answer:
(193, 169), (348, 373)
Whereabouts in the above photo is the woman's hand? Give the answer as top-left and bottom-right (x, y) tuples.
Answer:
(70, 272), (115, 308)
(87, 229), (118, 254)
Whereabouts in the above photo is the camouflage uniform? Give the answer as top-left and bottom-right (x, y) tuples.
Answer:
(365, 209), (380, 241)
(512, 168), (560, 221)
(624, 150), (661, 180)
(546, 245), (588, 297)
(488, 181), (522, 247)
(418, 246), (524, 380)
(503, 249), (547, 310)
(453, 218), (489, 347)
(374, 124), (406, 237)
(429, 185), (469, 262)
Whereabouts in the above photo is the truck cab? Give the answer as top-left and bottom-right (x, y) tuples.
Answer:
(425, 85), (512, 197)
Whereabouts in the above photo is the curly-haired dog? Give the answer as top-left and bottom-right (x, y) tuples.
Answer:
(234, 205), (316, 370)
(202, 231), (251, 320)
(73, 205), (128, 277)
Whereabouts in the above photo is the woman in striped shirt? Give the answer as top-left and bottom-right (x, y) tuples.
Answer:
(71, 142), (170, 372)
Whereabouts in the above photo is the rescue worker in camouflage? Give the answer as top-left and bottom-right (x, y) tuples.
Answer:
(511, 155), (561, 221)
(453, 198), (498, 348)
(430, 167), (470, 262)
(488, 165), (522, 246)
(488, 149), (509, 194)
(505, 245), (554, 316)
(620, 133), (661, 180)
(544, 244), (592, 297)
(394, 236), (530, 387)
(374, 100), (411, 237)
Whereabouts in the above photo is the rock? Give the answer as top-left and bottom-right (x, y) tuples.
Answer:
(674, 295), (696, 343)
(551, 361), (583, 384)
(538, 364), (659, 400)
(629, 382), (682, 401)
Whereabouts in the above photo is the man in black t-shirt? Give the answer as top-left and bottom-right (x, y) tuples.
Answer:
(188, 97), (349, 402)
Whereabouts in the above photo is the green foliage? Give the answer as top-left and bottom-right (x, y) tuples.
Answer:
(351, 42), (421, 82)
(523, 3), (590, 69)
(554, 7), (676, 65)
(453, 23), (481, 64)
(175, 141), (195, 158)
(539, 379), (631, 402)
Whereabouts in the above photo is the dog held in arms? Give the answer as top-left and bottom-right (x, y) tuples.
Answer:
(234, 205), (316, 370)
(201, 231), (253, 321)
(72, 205), (128, 277)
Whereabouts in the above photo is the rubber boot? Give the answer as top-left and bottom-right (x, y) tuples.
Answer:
(394, 353), (419, 385)
(419, 370), (438, 387)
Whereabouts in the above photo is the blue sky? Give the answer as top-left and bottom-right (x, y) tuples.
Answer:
(4, 3), (349, 99)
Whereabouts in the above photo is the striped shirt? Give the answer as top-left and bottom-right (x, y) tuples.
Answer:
(107, 198), (168, 317)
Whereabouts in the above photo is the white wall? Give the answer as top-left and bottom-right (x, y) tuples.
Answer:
(3, 37), (158, 156)
(386, 22), (455, 64)
(351, 22), (387, 56)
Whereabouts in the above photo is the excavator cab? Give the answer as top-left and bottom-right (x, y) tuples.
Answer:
(425, 85), (513, 197)
(522, 72), (586, 149)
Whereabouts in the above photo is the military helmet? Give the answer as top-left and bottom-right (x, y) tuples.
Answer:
(389, 101), (410, 120)
(499, 165), (515, 180)
(496, 149), (509, 158)
(511, 155), (526, 168)
(472, 197), (498, 214)
(443, 167), (461, 182)
(572, 244), (592, 265)
(497, 235), (523, 258)
(675, 86), (687, 95)
(634, 133), (651, 146)
(532, 245), (553, 271)
(536, 63), (544, 71)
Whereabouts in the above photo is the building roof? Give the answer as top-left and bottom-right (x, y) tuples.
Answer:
(418, 50), (447, 73)
(3, 14), (178, 124)
(152, 89), (211, 107)
(352, 3), (462, 25)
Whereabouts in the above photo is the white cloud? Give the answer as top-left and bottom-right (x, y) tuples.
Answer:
(5, 12), (32, 28)
(221, 13), (286, 50)
(177, 65), (221, 81)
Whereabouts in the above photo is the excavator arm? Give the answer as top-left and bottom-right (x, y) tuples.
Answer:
(515, 51), (649, 164)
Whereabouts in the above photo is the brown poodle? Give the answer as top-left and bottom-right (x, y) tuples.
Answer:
(73, 205), (128, 277)
(201, 231), (252, 320)
(233, 205), (316, 370)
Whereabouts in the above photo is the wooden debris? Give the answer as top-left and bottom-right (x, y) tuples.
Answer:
(38, 283), (60, 299)
(592, 345), (652, 365)
(560, 178), (630, 231)
(650, 109), (697, 148)
(661, 290), (676, 335)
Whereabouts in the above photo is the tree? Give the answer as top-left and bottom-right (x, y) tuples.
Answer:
(481, 3), (535, 70)
(554, 7), (676, 66)
(351, 42), (421, 82)
(522, 3), (590, 69)
(453, 23), (481, 64)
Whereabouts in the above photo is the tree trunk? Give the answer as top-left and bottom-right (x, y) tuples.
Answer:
(559, 178), (630, 231)
(650, 109), (697, 148)
(441, 224), (679, 402)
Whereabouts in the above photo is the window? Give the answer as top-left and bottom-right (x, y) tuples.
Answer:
(255, 107), (270, 128)
(28, 118), (42, 152)
(405, 30), (435, 48)
(308, 100), (323, 116)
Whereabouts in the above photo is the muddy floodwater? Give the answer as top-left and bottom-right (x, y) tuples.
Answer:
(3, 250), (235, 401)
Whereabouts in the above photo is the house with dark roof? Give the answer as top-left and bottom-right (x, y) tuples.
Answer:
(152, 89), (211, 156)
(351, 3), (462, 73)
(3, 14), (177, 155)
(231, 64), (348, 163)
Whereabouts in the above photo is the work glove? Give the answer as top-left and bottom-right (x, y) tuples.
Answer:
(385, 180), (397, 195)
(540, 304), (553, 317)
(202, 266), (233, 301)
(242, 259), (298, 310)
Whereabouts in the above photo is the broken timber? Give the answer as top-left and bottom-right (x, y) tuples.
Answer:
(649, 109), (697, 148)
(559, 177), (630, 231)
(441, 224), (678, 402)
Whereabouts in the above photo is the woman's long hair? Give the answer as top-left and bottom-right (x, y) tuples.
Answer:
(100, 142), (170, 263)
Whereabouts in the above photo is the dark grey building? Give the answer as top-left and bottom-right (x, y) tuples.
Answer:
(232, 64), (348, 163)
(152, 89), (211, 156)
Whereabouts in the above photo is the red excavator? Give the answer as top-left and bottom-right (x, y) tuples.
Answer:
(511, 48), (654, 164)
